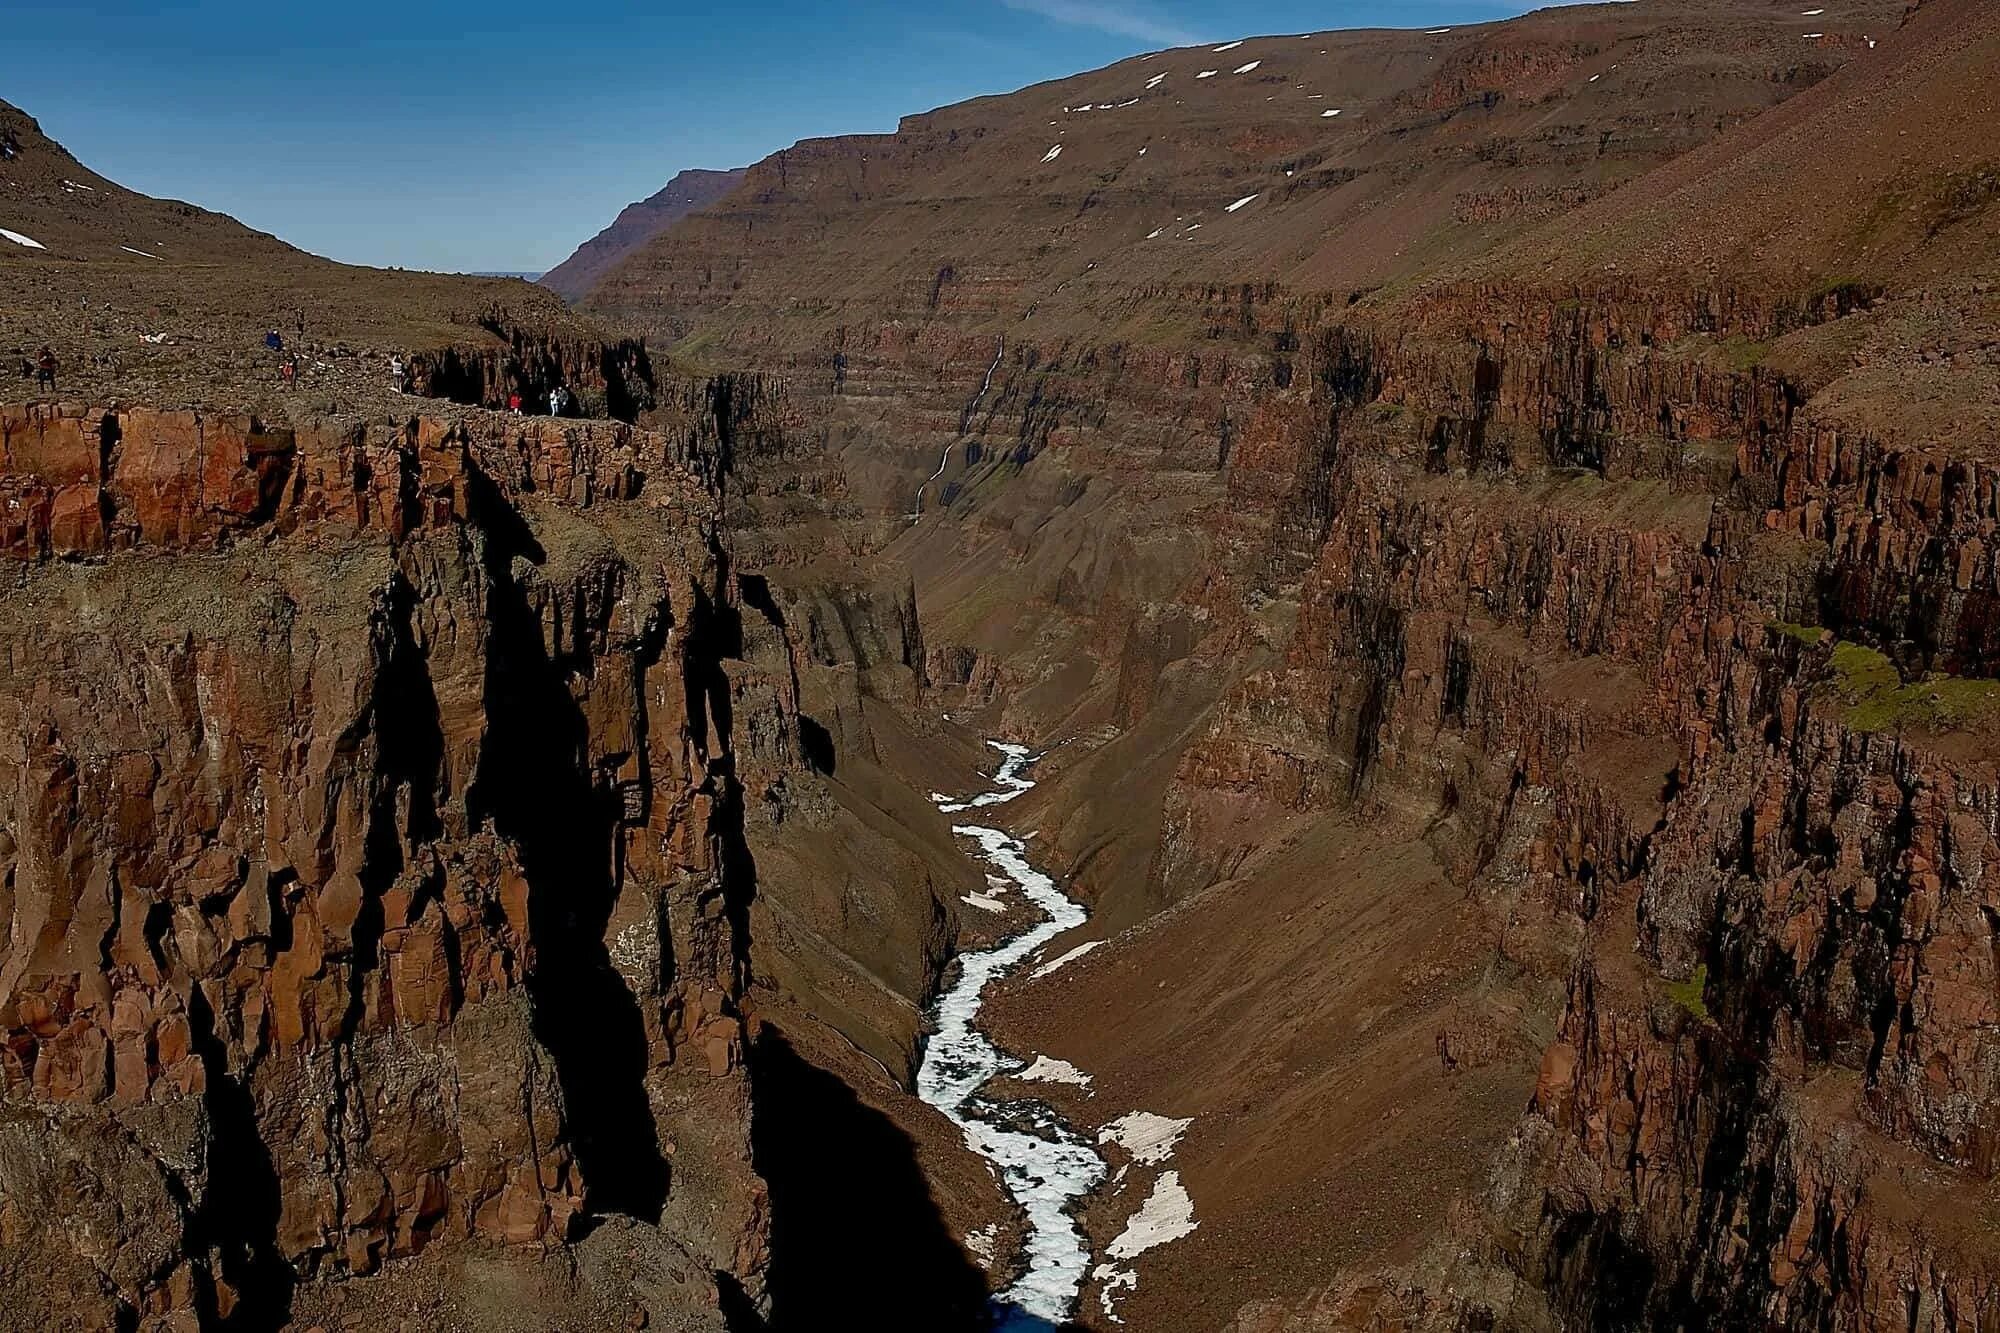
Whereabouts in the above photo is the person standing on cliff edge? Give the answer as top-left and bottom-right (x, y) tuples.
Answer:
(35, 345), (56, 392)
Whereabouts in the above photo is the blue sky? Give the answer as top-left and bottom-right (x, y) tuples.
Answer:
(10, 1), (1586, 273)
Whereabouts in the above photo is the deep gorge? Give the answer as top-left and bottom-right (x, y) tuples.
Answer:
(5, 0), (2000, 1328)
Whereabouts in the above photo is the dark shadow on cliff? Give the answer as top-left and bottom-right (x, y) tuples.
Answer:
(749, 1027), (988, 1331)
(185, 984), (295, 1330)
(463, 465), (670, 1223)
(345, 567), (447, 1039)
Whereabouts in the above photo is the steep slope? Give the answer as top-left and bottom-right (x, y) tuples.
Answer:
(575, 0), (2000, 1328)
(989, 1), (2000, 1325)
(1485, 0), (1997, 293)
(588, 0), (1897, 348)
(0, 99), (298, 266)
(541, 169), (747, 304)
(10, 0), (1999, 1328)
(1258, 2), (2000, 1327)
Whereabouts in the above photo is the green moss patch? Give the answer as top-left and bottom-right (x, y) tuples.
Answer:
(1769, 621), (1830, 647)
(1665, 963), (1712, 1024)
(1815, 639), (2000, 734)
(1713, 336), (1774, 372)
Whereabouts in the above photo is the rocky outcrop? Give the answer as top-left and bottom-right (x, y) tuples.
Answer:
(0, 393), (779, 1328)
(406, 311), (659, 421)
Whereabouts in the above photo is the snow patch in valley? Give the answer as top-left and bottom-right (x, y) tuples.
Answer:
(1322, 108), (1342, 117)
(1017, 1055), (1094, 1088)
(1225, 193), (1260, 212)
(964, 892), (1007, 913)
(120, 245), (161, 259)
(1032, 939), (1105, 978)
(1040, 144), (1063, 163)
(966, 1223), (1000, 1268)
(1196, 69), (1217, 79)
(1145, 73), (1166, 89)
(1233, 60), (1261, 74)
(1213, 39), (1244, 52)
(1105, 1171), (1199, 1258)
(919, 748), (1106, 1325)
(1099, 1111), (1192, 1165)
(1092, 1172), (1200, 1325)
(0, 228), (46, 250)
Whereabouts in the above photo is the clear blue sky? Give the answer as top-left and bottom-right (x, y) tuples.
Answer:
(9, 1), (1590, 274)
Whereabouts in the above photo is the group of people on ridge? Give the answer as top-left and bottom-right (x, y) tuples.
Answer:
(265, 328), (303, 385)
(15, 346), (57, 390)
(501, 385), (574, 416)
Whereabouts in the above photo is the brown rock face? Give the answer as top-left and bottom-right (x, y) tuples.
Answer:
(0, 392), (784, 1327)
(404, 317), (660, 422)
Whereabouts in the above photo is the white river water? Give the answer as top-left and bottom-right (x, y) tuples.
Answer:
(915, 742), (1109, 1329)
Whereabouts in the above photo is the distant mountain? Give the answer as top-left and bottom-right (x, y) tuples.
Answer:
(539, 168), (745, 303)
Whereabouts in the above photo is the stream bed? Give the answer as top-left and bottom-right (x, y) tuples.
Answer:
(916, 742), (1108, 1329)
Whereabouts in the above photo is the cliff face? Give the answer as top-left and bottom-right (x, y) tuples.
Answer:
(0, 377), (999, 1329)
(540, 169), (748, 306)
(0, 57), (1003, 1333)
(405, 312), (659, 421)
(1175, 284), (2000, 1329)
(0, 398), (792, 1328)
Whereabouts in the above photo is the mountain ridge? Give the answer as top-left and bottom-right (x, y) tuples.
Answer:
(540, 167), (746, 304)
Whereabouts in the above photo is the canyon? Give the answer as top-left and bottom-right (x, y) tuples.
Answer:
(4, 0), (2000, 1329)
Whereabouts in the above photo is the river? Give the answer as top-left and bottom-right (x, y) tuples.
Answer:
(915, 742), (1108, 1329)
